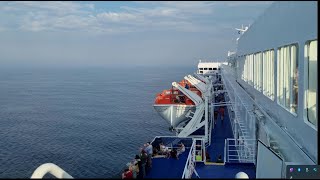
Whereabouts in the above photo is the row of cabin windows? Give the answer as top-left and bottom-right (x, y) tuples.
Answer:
(243, 51), (274, 99)
(240, 40), (317, 129)
(198, 68), (217, 70)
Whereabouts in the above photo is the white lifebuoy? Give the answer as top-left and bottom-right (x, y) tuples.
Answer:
(235, 172), (249, 179)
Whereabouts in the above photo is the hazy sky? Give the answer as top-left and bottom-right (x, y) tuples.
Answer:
(0, 1), (273, 67)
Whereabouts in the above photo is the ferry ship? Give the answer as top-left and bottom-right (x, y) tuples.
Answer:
(29, 1), (317, 179)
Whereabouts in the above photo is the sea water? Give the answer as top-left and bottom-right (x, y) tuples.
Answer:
(0, 66), (194, 178)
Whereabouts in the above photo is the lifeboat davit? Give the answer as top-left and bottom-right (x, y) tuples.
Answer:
(153, 80), (202, 128)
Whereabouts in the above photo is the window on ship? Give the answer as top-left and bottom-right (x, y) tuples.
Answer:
(304, 40), (317, 128)
(263, 49), (275, 100)
(277, 43), (298, 114)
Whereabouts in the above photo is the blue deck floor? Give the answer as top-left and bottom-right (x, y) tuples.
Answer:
(193, 162), (256, 178)
(206, 107), (234, 162)
(194, 104), (256, 178)
(145, 148), (190, 178)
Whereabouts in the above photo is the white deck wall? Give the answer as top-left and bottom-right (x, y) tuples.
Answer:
(235, 1), (317, 163)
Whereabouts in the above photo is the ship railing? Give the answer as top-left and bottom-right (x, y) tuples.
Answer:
(220, 64), (257, 149)
(30, 163), (73, 179)
(181, 139), (196, 179)
(151, 135), (176, 145)
(225, 138), (256, 164)
(150, 136), (194, 151)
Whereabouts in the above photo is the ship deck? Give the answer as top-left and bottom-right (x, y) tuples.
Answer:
(193, 106), (256, 178)
(206, 106), (234, 163)
(145, 106), (256, 178)
(146, 137), (193, 178)
(145, 148), (191, 178)
(193, 162), (256, 178)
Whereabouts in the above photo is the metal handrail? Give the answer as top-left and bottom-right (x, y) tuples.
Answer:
(30, 163), (73, 179)
(181, 140), (196, 179)
(225, 138), (256, 164)
(224, 139), (227, 163)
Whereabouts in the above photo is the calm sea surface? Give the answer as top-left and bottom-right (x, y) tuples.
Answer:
(0, 66), (195, 178)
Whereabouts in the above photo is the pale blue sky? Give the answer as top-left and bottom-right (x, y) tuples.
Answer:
(0, 1), (273, 67)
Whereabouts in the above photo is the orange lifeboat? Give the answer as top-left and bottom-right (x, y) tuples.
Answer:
(153, 79), (202, 128)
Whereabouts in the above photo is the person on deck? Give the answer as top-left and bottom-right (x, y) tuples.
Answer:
(214, 110), (218, 125)
(139, 149), (148, 178)
(216, 154), (223, 163)
(219, 106), (225, 124)
(159, 143), (170, 156)
(144, 142), (153, 172)
(170, 149), (178, 159)
(134, 155), (141, 179)
(128, 162), (139, 179)
(177, 142), (185, 156)
(122, 168), (133, 179)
